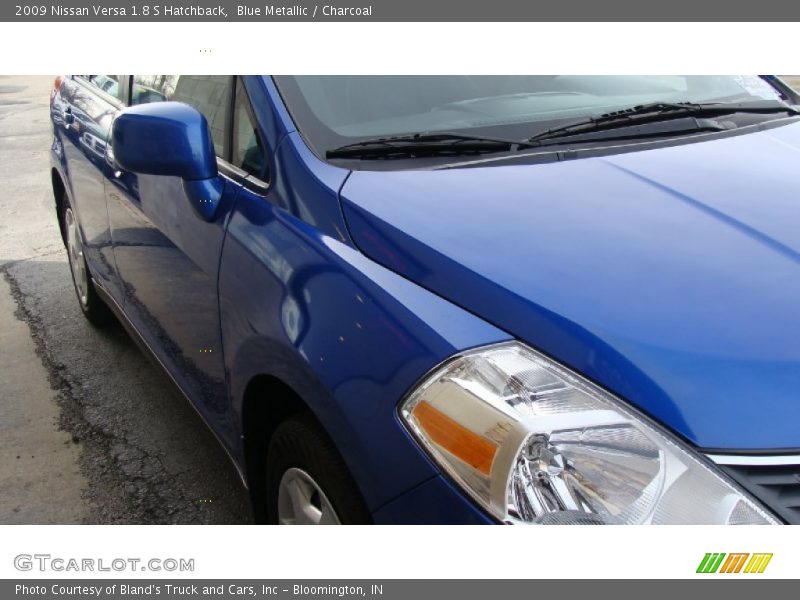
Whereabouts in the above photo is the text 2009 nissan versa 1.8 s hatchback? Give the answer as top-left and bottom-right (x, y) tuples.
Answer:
(50, 75), (800, 525)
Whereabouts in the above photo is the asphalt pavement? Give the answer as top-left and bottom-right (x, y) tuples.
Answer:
(0, 76), (252, 524)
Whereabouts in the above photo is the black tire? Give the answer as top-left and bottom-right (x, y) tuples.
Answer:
(61, 193), (113, 327)
(266, 415), (371, 525)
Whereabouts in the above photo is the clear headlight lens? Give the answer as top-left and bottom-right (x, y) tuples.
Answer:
(400, 342), (778, 524)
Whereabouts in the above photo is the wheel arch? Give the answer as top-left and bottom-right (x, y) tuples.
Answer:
(51, 167), (68, 245)
(240, 373), (316, 522)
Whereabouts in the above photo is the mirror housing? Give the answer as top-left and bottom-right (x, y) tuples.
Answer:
(111, 102), (222, 221)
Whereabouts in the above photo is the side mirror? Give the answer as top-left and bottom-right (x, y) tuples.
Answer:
(111, 102), (222, 221)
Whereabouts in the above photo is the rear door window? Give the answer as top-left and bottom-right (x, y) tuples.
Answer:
(76, 75), (124, 102)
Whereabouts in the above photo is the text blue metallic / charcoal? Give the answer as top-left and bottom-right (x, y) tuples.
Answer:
(49, 75), (800, 524)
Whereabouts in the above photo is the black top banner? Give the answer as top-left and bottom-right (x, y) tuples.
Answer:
(4, 0), (800, 21)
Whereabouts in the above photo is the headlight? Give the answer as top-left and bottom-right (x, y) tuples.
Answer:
(400, 342), (779, 524)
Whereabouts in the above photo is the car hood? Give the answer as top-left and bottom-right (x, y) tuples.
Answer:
(340, 122), (800, 450)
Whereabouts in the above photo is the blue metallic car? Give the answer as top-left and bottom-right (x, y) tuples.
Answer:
(50, 75), (800, 525)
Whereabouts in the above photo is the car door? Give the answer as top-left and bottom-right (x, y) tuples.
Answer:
(105, 75), (245, 441)
(57, 75), (125, 301)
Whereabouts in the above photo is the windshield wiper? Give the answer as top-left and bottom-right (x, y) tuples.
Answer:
(325, 132), (533, 159)
(527, 100), (800, 144)
(326, 100), (800, 159)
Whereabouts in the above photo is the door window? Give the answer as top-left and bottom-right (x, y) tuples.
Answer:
(131, 75), (233, 157)
(77, 75), (123, 101)
(232, 79), (268, 181)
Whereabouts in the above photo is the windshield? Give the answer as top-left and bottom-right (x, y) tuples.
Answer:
(274, 75), (790, 158)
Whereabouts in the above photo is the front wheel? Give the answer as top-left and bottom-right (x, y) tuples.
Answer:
(266, 416), (371, 525)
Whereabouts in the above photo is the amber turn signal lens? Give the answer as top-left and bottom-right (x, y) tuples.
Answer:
(412, 400), (498, 475)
